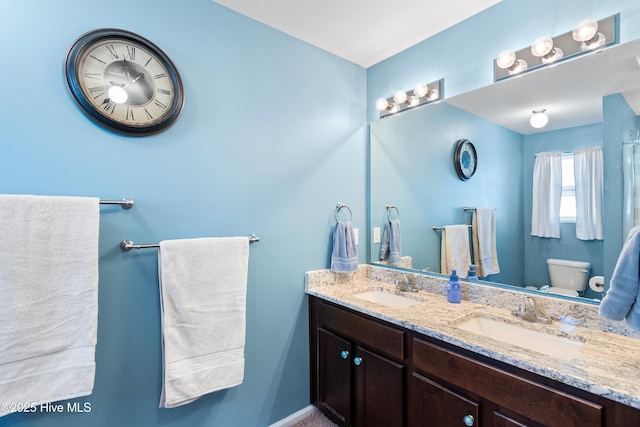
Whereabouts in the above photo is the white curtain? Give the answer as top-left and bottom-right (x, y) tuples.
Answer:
(622, 143), (640, 239)
(531, 151), (562, 238)
(574, 146), (603, 240)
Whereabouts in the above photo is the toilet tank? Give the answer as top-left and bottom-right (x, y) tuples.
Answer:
(547, 258), (591, 291)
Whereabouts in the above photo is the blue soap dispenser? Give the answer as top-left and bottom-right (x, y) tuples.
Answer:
(447, 269), (462, 303)
(467, 264), (479, 281)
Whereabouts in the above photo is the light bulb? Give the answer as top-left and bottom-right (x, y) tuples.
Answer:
(509, 59), (528, 75)
(375, 97), (389, 111)
(572, 19), (598, 42)
(496, 50), (516, 69)
(531, 36), (563, 64)
(389, 103), (400, 114)
(393, 90), (408, 104)
(573, 18), (606, 51)
(530, 109), (549, 129)
(407, 95), (419, 107)
(531, 36), (554, 57)
(413, 83), (429, 98)
(427, 88), (439, 101)
(108, 85), (128, 104)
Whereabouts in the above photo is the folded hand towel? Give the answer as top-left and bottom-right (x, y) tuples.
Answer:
(600, 226), (640, 330)
(441, 225), (471, 277)
(158, 237), (249, 408)
(472, 208), (500, 277)
(379, 220), (401, 265)
(331, 221), (358, 273)
(0, 195), (99, 417)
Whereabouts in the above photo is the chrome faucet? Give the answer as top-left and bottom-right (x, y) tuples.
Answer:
(512, 296), (552, 324)
(395, 274), (419, 292)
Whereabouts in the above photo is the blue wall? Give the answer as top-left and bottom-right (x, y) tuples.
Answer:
(522, 124), (604, 293)
(370, 102), (524, 285)
(0, 1), (366, 426)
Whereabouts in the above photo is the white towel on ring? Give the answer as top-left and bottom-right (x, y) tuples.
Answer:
(158, 236), (249, 408)
(0, 194), (99, 417)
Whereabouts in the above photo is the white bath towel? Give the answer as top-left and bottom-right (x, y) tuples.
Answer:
(158, 237), (249, 408)
(441, 225), (471, 277)
(0, 194), (99, 417)
(472, 208), (500, 277)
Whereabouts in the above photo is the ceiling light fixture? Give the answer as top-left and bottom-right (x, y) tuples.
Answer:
(494, 14), (617, 82)
(375, 79), (444, 118)
(530, 109), (549, 129)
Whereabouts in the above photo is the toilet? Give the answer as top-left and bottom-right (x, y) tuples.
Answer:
(546, 258), (591, 296)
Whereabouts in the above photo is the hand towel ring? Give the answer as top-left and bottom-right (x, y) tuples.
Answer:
(386, 204), (400, 221)
(335, 202), (352, 222)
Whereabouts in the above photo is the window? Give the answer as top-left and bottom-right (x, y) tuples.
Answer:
(559, 153), (576, 222)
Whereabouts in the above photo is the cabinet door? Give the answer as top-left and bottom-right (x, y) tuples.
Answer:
(318, 328), (352, 427)
(411, 372), (479, 427)
(353, 346), (404, 427)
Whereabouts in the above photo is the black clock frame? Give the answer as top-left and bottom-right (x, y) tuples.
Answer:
(64, 28), (185, 136)
(453, 138), (477, 180)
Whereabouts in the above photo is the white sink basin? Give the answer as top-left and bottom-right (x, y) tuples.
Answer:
(454, 315), (584, 360)
(353, 290), (423, 309)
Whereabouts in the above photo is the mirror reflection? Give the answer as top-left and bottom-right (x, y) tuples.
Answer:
(369, 38), (640, 302)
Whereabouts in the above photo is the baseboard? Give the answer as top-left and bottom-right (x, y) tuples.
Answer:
(269, 405), (317, 427)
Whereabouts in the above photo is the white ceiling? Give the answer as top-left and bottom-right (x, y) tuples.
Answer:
(212, 0), (502, 67)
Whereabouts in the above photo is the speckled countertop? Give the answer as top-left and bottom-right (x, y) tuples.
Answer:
(305, 265), (640, 410)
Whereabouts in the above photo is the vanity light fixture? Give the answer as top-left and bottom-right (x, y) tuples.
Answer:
(530, 109), (549, 129)
(494, 14), (618, 82)
(376, 79), (443, 118)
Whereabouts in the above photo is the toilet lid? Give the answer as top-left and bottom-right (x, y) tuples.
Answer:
(547, 287), (579, 297)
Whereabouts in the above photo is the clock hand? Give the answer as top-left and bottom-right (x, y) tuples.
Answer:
(129, 73), (145, 84)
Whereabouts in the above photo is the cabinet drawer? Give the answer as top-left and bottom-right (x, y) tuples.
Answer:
(318, 301), (405, 360)
(413, 338), (603, 427)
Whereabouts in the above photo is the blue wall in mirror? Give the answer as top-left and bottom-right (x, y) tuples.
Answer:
(370, 102), (525, 285)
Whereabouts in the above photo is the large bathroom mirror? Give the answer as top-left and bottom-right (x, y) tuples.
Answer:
(369, 38), (640, 303)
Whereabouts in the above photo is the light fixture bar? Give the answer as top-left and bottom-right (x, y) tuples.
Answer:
(494, 14), (618, 82)
(375, 79), (444, 118)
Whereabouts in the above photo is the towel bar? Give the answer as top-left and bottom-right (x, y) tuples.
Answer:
(100, 198), (134, 209)
(463, 207), (497, 211)
(120, 234), (261, 252)
(433, 225), (472, 230)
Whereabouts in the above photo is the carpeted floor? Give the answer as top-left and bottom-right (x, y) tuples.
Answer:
(292, 409), (338, 427)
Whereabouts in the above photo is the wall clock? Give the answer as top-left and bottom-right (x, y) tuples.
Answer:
(453, 138), (477, 180)
(64, 28), (184, 136)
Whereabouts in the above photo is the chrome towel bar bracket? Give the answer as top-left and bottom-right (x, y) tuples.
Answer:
(100, 198), (134, 209)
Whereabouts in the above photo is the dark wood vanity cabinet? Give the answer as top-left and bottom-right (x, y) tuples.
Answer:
(311, 297), (406, 426)
(309, 296), (640, 427)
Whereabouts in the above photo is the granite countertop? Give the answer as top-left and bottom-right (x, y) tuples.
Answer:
(305, 266), (640, 410)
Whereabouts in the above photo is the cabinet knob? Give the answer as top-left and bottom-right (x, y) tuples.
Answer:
(463, 415), (474, 426)
(341, 350), (349, 359)
(353, 356), (362, 366)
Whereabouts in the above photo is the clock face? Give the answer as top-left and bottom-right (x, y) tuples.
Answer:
(65, 29), (184, 136)
(453, 139), (477, 180)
